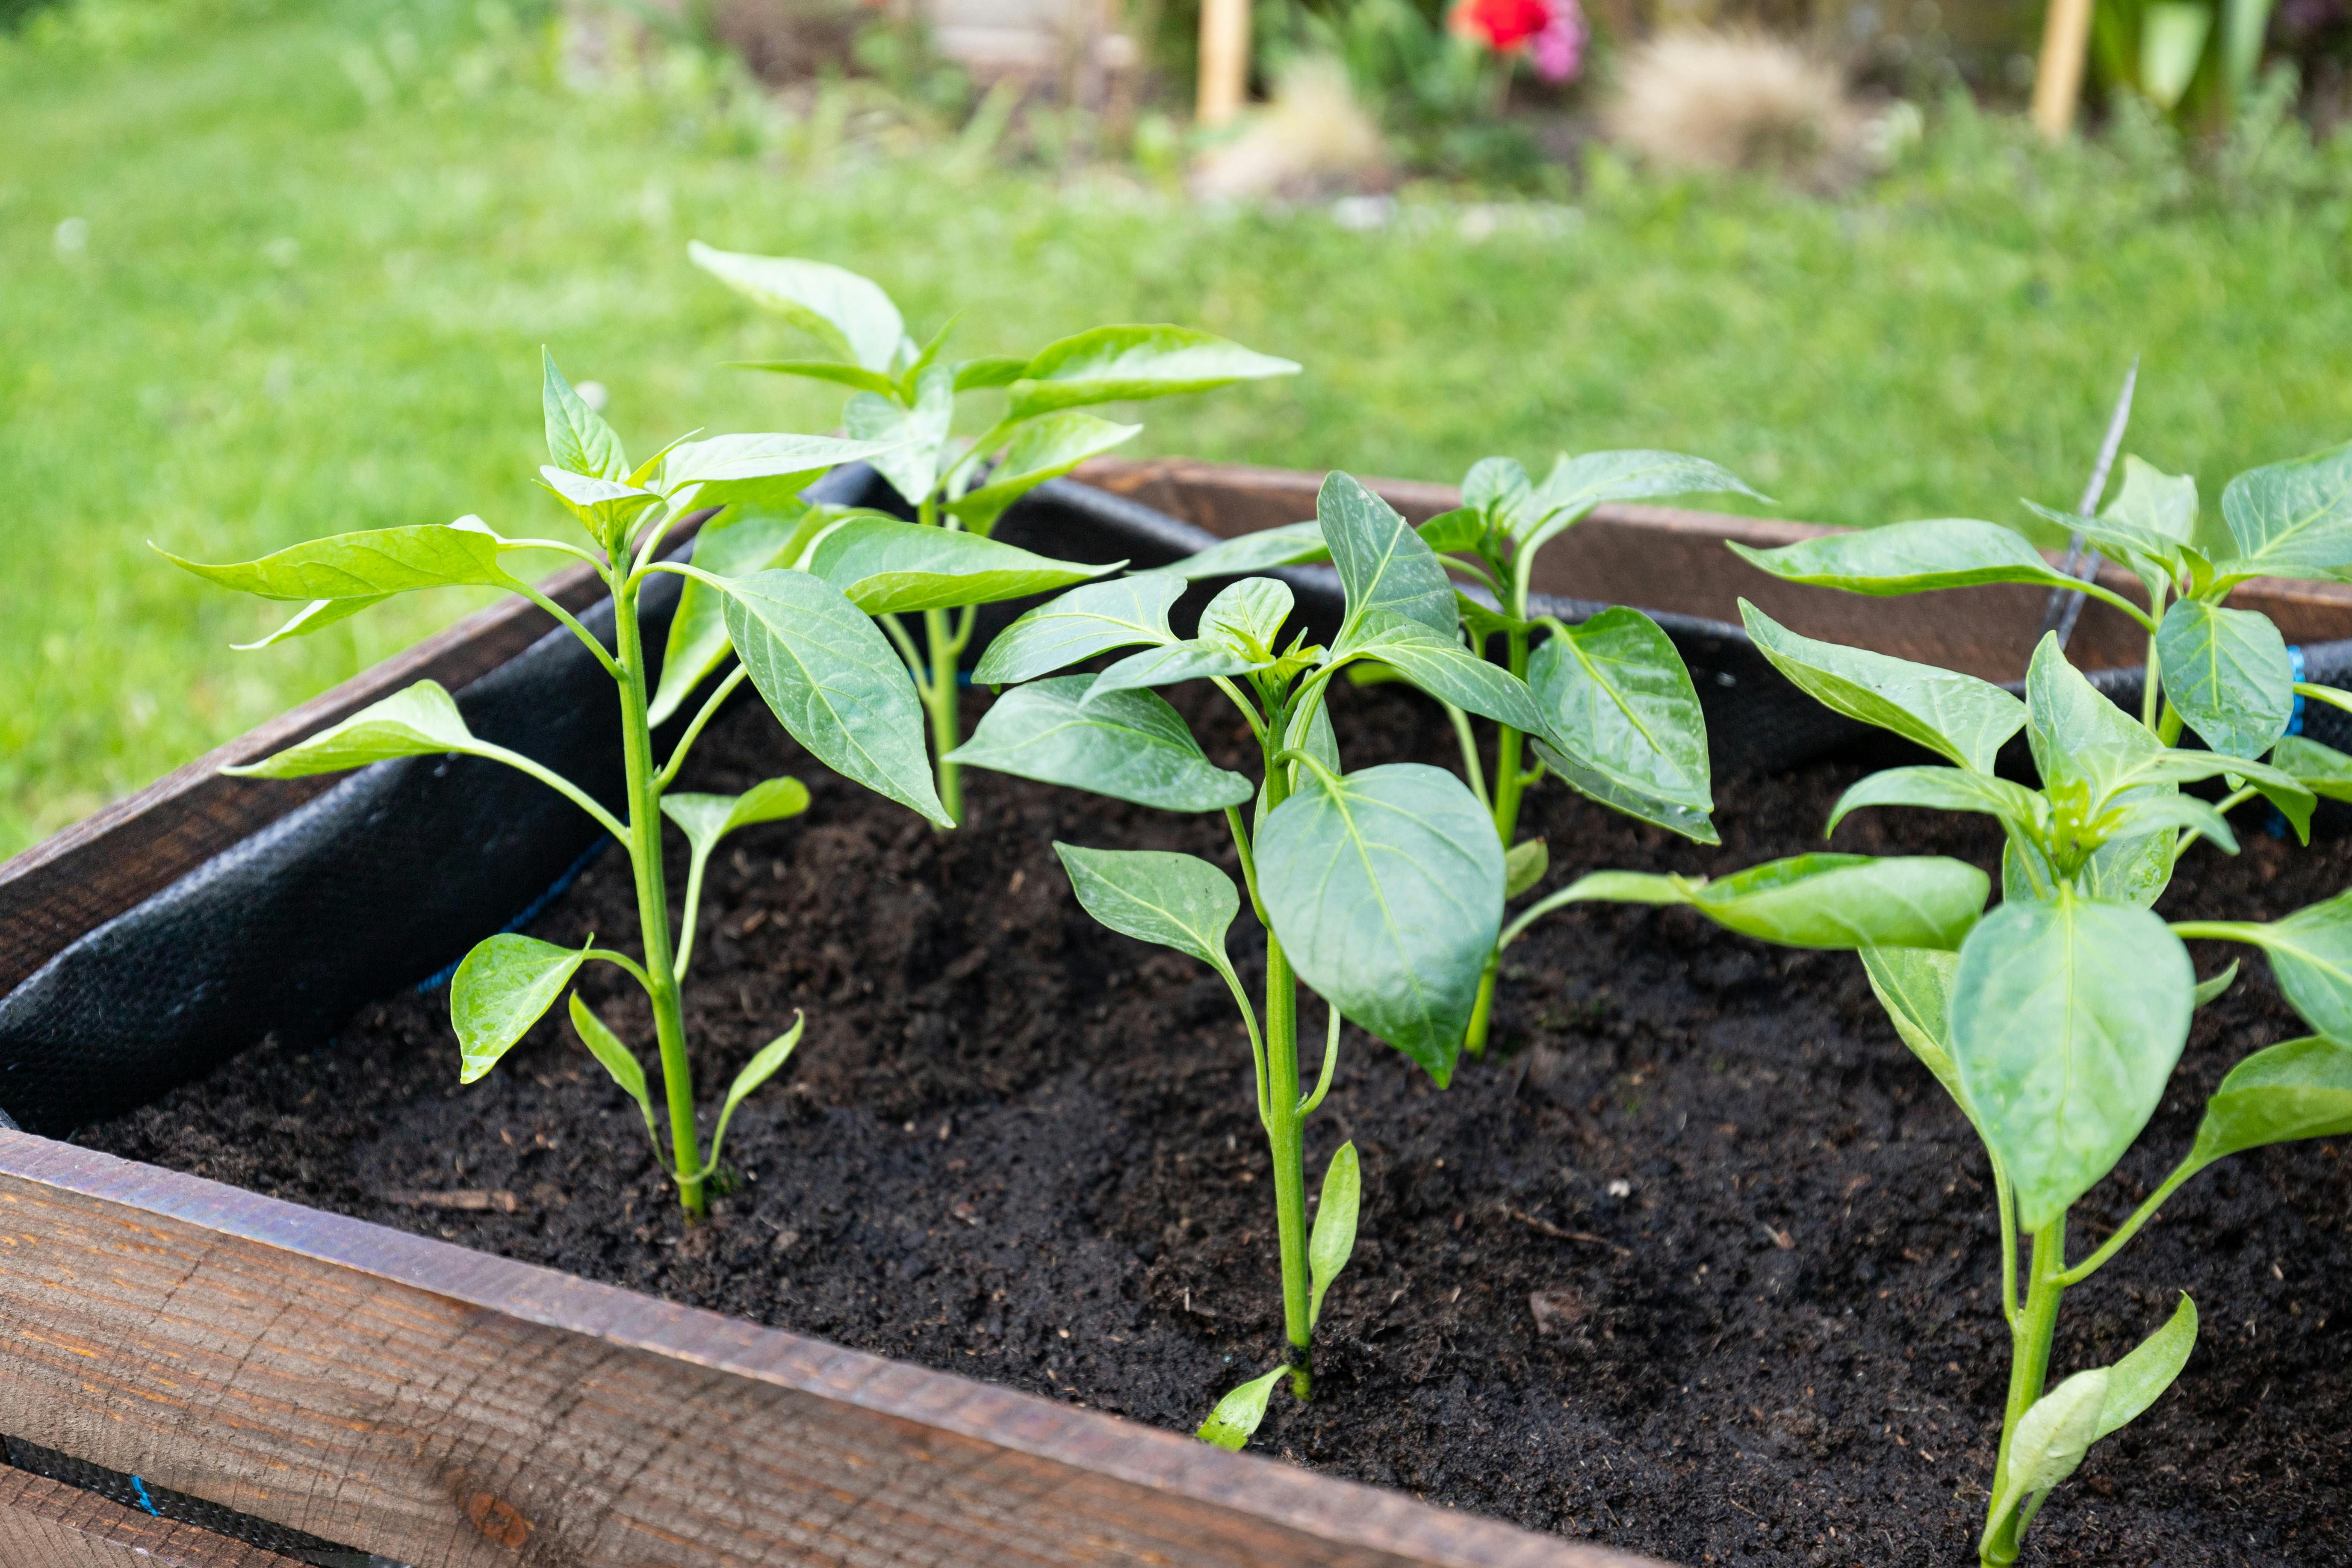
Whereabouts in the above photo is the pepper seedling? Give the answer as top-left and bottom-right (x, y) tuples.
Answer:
(689, 241), (1300, 823)
(1165, 448), (1765, 1054)
(1520, 600), (2352, 1562)
(163, 355), (1110, 1217)
(947, 472), (1540, 1446)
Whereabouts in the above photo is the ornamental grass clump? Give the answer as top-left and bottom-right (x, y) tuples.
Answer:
(1520, 435), (2352, 1562)
(162, 354), (1116, 1217)
(689, 241), (1299, 822)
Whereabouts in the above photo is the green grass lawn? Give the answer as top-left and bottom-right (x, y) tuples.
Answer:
(6, 0), (2352, 856)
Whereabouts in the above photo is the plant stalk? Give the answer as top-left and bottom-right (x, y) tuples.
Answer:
(916, 494), (965, 825)
(1465, 627), (1532, 1056)
(1982, 1217), (2066, 1565)
(612, 564), (707, 1217)
(1258, 744), (1313, 1397)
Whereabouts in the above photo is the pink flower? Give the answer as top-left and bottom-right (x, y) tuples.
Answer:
(1447, 0), (1585, 83)
(1529, 0), (1585, 83)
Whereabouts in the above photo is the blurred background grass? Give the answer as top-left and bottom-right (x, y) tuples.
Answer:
(6, 0), (2352, 854)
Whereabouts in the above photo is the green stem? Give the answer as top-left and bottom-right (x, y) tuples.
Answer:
(1464, 629), (1533, 1059)
(2057, 1155), (2204, 1287)
(612, 565), (706, 1218)
(1259, 750), (1314, 1399)
(1982, 1219), (2066, 1566)
(655, 664), (749, 792)
(2140, 587), (2168, 732)
(916, 495), (965, 827)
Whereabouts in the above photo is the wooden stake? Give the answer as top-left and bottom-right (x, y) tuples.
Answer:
(1197, 0), (1249, 127)
(2030, 0), (2096, 140)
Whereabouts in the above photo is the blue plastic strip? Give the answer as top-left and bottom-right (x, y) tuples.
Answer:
(130, 1476), (160, 1517)
(2288, 645), (2307, 736)
(414, 836), (614, 994)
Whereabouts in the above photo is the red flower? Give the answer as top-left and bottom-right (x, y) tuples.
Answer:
(1449, 0), (1553, 53)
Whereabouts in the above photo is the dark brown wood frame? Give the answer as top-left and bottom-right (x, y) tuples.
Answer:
(6, 461), (2351, 1568)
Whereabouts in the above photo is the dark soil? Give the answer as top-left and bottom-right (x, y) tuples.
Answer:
(82, 682), (2352, 1568)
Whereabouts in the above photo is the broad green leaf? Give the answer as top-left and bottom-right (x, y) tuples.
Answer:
(1860, 946), (1977, 1128)
(1084, 639), (1266, 704)
(1337, 616), (1544, 732)
(2194, 960), (2239, 1007)
(1007, 325), (1299, 418)
(1170, 520), (1330, 581)
(2020, 498), (2176, 607)
(660, 777), (811, 858)
(688, 242), (905, 372)
(732, 359), (900, 397)
(1197, 1364), (1288, 1450)
(2155, 599), (2293, 759)
(846, 363), (955, 505)
(1558, 854), (1988, 951)
(1417, 506), (1488, 553)
(710, 1013), (806, 1166)
(223, 680), (495, 778)
(1322, 472), (1455, 643)
(2218, 438), (2352, 580)
(2094, 789), (2239, 855)
(1307, 1142), (1360, 1330)
(2106, 456), (2198, 545)
(654, 431), (911, 514)
(2192, 1034), (2352, 1162)
(1285, 691), (1342, 776)
(232, 594), (390, 649)
(540, 466), (663, 552)
(1952, 891), (2193, 1230)
(1998, 1369), (2108, 1513)
(1741, 601), (2024, 773)
(1199, 577), (1294, 657)
(718, 569), (951, 827)
(649, 502), (840, 726)
(947, 675), (1252, 811)
(568, 992), (656, 1144)
(971, 573), (1184, 684)
(1529, 608), (1714, 840)
(1729, 518), (2083, 597)
(542, 349), (629, 481)
(2001, 829), (2175, 909)
(1257, 762), (1505, 1084)
(2199, 890), (2352, 1043)
(1522, 449), (1765, 553)
(946, 412), (1143, 534)
(159, 521), (520, 601)
(452, 933), (588, 1084)
(1505, 837), (1549, 898)
(952, 354), (1029, 391)
(1461, 456), (1532, 528)
(1828, 765), (2049, 836)
(2095, 1294), (2197, 1440)
(1054, 844), (1241, 974)
(800, 515), (1116, 614)
(2270, 735), (2352, 801)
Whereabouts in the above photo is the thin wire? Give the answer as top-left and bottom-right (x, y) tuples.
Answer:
(2042, 357), (2140, 650)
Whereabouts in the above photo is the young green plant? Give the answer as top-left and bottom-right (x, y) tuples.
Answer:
(162, 355), (1108, 1217)
(945, 472), (1540, 1445)
(1510, 599), (2352, 1560)
(1163, 449), (1764, 1054)
(689, 241), (1301, 823)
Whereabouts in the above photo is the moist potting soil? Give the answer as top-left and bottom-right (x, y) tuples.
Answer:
(80, 681), (2352, 1568)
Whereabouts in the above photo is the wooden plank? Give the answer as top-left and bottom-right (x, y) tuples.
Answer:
(0, 1468), (304, 1568)
(1077, 458), (2352, 683)
(0, 1130), (1668, 1568)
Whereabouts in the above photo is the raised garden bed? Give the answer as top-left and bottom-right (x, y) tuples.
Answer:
(4, 461), (2350, 1568)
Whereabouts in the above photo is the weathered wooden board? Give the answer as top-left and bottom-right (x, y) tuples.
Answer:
(1077, 457), (2352, 685)
(0, 1468), (301, 1568)
(0, 1131), (1664, 1568)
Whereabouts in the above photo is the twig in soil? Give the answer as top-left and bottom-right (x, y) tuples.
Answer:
(1497, 1204), (1631, 1255)
(382, 1188), (518, 1213)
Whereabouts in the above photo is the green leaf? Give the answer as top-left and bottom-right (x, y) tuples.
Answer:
(2020, 498), (2177, 608)
(1740, 601), (2024, 773)
(946, 412), (1143, 534)
(970, 573), (1184, 684)
(1522, 449), (1765, 553)
(539, 466), (664, 552)
(222, 679), (490, 778)
(1322, 471), (1455, 644)
(1286, 691), (1342, 776)
(1196, 1364), (1289, 1451)
(1561, 854), (1988, 951)
(2194, 960), (2239, 1007)
(1257, 763), (1505, 1084)
(846, 364), (955, 506)
(1729, 518), (2084, 597)
(2270, 734), (2352, 801)
(1828, 765), (2050, 836)
(1307, 1142), (1360, 1330)
(717, 569), (951, 827)
(542, 349), (630, 481)
(2154, 599), (2294, 760)
(1997, 1368), (2108, 1514)
(1860, 946), (1978, 1129)
(1053, 844), (1241, 973)
(2192, 1034), (2352, 1162)
(660, 777), (811, 859)
(1085, 640), (1266, 704)
(947, 675), (1253, 811)
(710, 1012), (806, 1169)
(2095, 1294), (2197, 1441)
(1529, 608), (1715, 841)
(2207, 889), (2352, 1042)
(159, 520), (520, 601)
(2219, 438), (2352, 581)
(732, 359), (900, 397)
(1169, 520), (1330, 582)
(452, 933), (588, 1084)
(2024, 631), (2158, 787)
(688, 242), (905, 372)
(568, 991), (656, 1145)
(231, 594), (390, 649)
(1007, 325), (1299, 419)
(800, 515), (1116, 614)
(952, 354), (1029, 391)
(648, 502), (839, 726)
(654, 431), (913, 514)
(1952, 891), (2193, 1231)
(2106, 455), (2198, 545)
(1461, 456), (1532, 527)
(1199, 577), (1294, 657)
(1504, 837), (1549, 898)
(2001, 829), (2175, 909)
(1337, 616), (1544, 732)
(1417, 505), (1489, 553)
